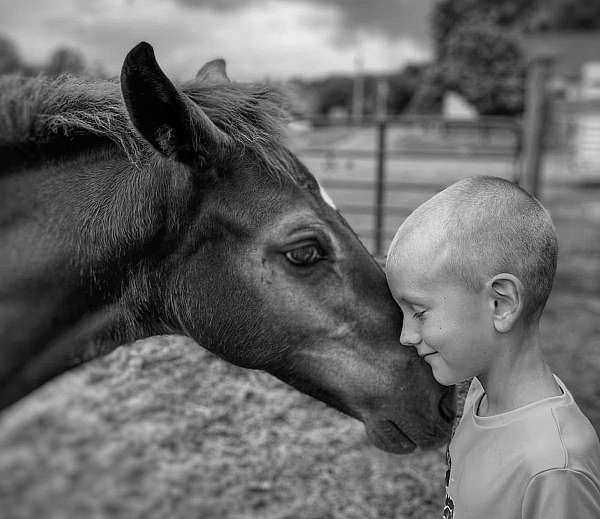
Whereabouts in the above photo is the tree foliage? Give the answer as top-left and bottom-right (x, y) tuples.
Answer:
(441, 24), (526, 115)
(44, 47), (86, 76)
(424, 0), (599, 115)
(385, 64), (428, 114)
(432, 0), (600, 57)
(309, 76), (354, 116)
(407, 65), (446, 114)
(0, 34), (89, 77)
(0, 35), (22, 75)
(431, 0), (538, 59)
(522, 0), (600, 32)
(293, 64), (428, 117)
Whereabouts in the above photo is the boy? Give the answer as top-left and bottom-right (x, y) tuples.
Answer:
(385, 176), (600, 518)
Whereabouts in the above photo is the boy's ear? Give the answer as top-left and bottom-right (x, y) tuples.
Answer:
(487, 274), (523, 333)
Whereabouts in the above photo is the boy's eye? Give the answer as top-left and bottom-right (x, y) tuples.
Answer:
(413, 310), (426, 321)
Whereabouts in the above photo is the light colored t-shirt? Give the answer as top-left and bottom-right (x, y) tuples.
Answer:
(443, 375), (600, 519)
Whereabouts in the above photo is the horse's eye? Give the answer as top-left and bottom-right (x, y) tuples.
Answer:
(285, 244), (324, 266)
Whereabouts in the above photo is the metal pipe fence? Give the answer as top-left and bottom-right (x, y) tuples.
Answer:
(291, 115), (523, 256)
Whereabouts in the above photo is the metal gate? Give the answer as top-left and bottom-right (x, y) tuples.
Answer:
(290, 115), (522, 257)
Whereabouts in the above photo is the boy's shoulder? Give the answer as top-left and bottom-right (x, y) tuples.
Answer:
(543, 388), (600, 475)
(458, 376), (600, 478)
(448, 378), (600, 518)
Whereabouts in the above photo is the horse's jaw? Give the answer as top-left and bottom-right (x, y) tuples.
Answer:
(362, 418), (417, 454)
(265, 343), (454, 454)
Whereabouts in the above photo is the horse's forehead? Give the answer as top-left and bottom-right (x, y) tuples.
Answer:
(285, 155), (336, 210)
(316, 180), (337, 209)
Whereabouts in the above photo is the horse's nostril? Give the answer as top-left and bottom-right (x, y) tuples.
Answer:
(439, 386), (457, 423)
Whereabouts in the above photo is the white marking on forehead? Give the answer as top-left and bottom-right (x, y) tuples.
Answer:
(317, 180), (337, 209)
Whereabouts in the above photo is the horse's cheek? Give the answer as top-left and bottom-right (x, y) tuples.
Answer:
(258, 261), (274, 286)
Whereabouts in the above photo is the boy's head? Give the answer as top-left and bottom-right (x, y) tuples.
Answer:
(385, 176), (557, 385)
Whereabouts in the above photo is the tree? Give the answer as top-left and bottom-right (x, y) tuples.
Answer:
(44, 47), (85, 76)
(385, 64), (429, 114)
(407, 65), (447, 114)
(430, 0), (538, 59)
(0, 35), (22, 74)
(441, 24), (526, 115)
(431, 0), (600, 56)
(531, 0), (600, 31)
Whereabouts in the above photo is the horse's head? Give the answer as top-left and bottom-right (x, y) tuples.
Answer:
(120, 42), (454, 453)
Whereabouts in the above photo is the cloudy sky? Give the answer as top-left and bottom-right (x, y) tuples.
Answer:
(0, 0), (435, 81)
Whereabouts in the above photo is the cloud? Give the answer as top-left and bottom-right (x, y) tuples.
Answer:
(316, 0), (433, 40)
(0, 0), (431, 81)
(174, 0), (435, 44)
(171, 0), (259, 11)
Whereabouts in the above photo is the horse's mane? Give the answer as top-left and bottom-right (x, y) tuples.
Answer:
(0, 74), (291, 175)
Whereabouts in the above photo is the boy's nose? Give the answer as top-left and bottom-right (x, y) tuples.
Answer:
(399, 325), (421, 347)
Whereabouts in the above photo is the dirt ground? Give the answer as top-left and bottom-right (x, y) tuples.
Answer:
(0, 166), (599, 518)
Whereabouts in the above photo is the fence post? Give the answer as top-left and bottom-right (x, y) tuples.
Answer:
(374, 120), (387, 257)
(374, 79), (390, 257)
(519, 57), (552, 198)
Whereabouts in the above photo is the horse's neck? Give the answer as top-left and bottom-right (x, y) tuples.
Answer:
(0, 151), (174, 409)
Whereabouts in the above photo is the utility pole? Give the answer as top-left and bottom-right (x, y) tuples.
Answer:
(352, 55), (364, 124)
(375, 78), (389, 121)
(520, 56), (553, 198)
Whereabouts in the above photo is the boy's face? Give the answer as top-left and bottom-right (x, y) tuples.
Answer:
(386, 247), (496, 386)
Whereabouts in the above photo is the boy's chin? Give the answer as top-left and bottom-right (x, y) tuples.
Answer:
(434, 376), (459, 386)
(430, 364), (464, 387)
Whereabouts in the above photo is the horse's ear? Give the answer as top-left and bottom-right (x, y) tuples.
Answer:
(121, 42), (230, 165)
(196, 58), (230, 84)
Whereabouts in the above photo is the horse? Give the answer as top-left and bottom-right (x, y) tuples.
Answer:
(0, 42), (455, 454)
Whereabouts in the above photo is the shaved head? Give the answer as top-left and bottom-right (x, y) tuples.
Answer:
(387, 176), (558, 321)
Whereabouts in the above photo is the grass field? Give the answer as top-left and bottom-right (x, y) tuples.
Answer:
(1, 129), (599, 518)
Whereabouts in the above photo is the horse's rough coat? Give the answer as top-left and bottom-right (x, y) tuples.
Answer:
(0, 74), (290, 175)
(0, 42), (454, 453)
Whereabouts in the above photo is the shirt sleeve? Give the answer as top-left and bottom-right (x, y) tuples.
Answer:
(522, 468), (600, 519)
